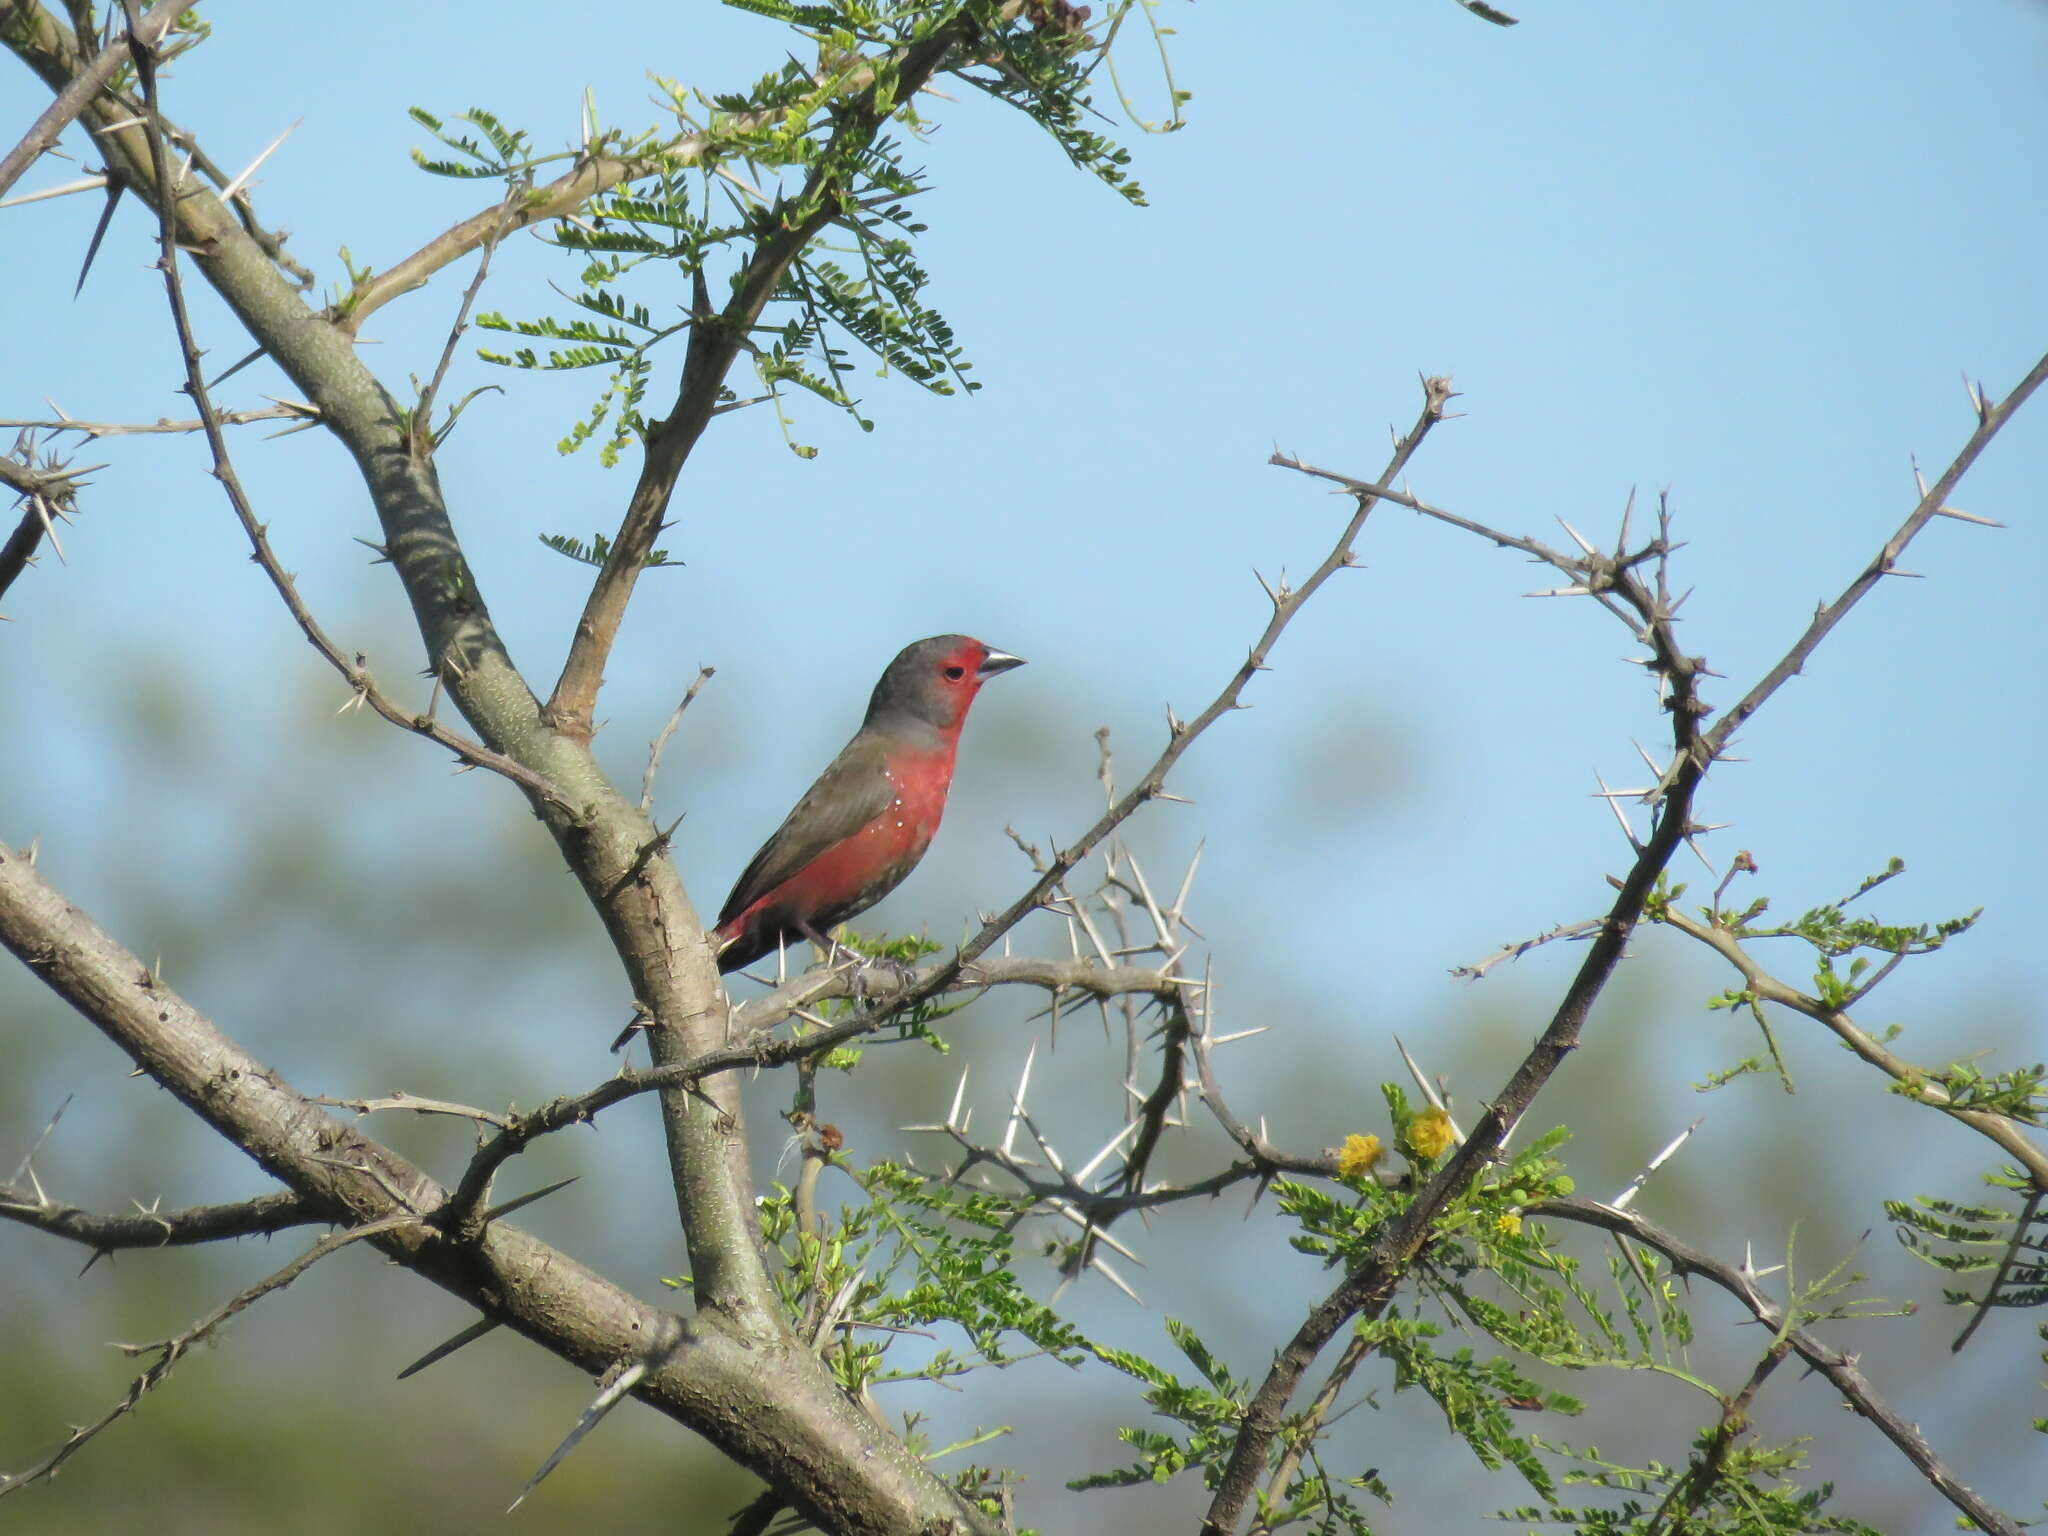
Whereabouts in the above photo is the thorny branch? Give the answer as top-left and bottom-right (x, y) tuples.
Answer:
(0, 450), (81, 604)
(0, 1214), (417, 1497)
(124, 50), (576, 816)
(0, 0), (185, 200)
(676, 379), (1459, 1103)
(0, 402), (321, 439)
(1656, 903), (2048, 1190)
(1540, 1196), (2019, 1536)
(0, 1182), (323, 1255)
(446, 955), (1209, 1224)
(1197, 356), (2035, 1535)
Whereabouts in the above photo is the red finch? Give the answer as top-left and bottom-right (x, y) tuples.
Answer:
(709, 634), (1024, 976)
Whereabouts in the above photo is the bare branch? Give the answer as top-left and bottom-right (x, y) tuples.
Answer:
(123, 62), (577, 815)
(0, 0), (185, 200)
(1702, 348), (2047, 759)
(1451, 916), (1603, 980)
(0, 1213), (416, 1496)
(640, 665), (715, 813)
(453, 955), (1206, 1216)
(0, 1182), (321, 1252)
(0, 402), (320, 439)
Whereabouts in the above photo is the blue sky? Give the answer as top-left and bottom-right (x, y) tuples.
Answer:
(5, 2), (2047, 1530)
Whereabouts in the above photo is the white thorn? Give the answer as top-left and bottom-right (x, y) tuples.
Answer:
(218, 118), (301, 204)
(1000, 1041), (1037, 1159)
(0, 174), (108, 210)
(946, 1066), (970, 1131)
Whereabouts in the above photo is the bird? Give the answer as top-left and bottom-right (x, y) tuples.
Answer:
(708, 634), (1024, 979)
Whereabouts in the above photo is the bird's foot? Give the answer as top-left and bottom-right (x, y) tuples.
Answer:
(850, 954), (923, 1005)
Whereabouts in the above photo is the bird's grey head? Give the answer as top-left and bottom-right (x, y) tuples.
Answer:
(865, 634), (1025, 736)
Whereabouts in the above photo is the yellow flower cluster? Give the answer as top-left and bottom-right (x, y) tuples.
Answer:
(1336, 1133), (1383, 1177)
(1403, 1106), (1456, 1161)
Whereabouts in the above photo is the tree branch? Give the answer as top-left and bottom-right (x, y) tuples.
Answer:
(1703, 350), (2048, 760)
(0, 842), (998, 1536)
(1538, 1195), (2020, 1536)
(0, 1182), (322, 1253)
(0, 453), (79, 604)
(120, 28), (577, 815)
(1199, 355), (2035, 1534)
(541, 13), (997, 739)
(0, 0), (185, 200)
(0, 1213), (418, 1496)
(1656, 902), (2048, 1190)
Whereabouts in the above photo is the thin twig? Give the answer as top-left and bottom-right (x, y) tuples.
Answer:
(1540, 1196), (2018, 1536)
(1656, 903), (2048, 1189)
(1451, 916), (1602, 980)
(0, 1214), (415, 1496)
(1702, 348), (2048, 762)
(640, 666), (714, 813)
(125, 49), (576, 817)
(0, 402), (319, 439)
(1951, 1186), (2045, 1353)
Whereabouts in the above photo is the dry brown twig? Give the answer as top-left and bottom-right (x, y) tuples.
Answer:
(0, 1214), (417, 1497)
(0, 401), (321, 440)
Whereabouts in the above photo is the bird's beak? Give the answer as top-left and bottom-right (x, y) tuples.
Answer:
(978, 649), (1026, 679)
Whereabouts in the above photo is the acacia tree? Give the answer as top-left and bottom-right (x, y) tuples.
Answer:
(3, 4), (2044, 1534)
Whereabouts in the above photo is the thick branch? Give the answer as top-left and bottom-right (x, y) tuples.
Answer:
(0, 843), (997, 1536)
(13, 0), (772, 1363)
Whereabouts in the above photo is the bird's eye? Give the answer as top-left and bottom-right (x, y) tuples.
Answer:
(943, 665), (966, 682)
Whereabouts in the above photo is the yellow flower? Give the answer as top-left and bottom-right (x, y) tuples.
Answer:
(1403, 1106), (1456, 1161)
(1336, 1133), (1384, 1178)
(1494, 1211), (1523, 1238)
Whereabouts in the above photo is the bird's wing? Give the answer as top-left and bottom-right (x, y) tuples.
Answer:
(717, 733), (896, 927)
